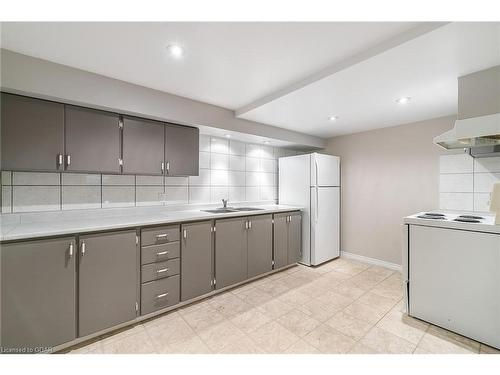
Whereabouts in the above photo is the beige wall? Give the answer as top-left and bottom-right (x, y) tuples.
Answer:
(325, 116), (455, 265)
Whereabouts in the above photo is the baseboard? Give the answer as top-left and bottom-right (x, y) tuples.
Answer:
(341, 251), (402, 271)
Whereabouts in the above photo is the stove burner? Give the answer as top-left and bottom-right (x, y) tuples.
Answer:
(454, 218), (481, 223)
(417, 215), (446, 220)
(457, 215), (484, 220)
(424, 213), (445, 217)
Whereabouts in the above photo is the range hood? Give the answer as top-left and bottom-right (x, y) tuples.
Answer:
(434, 66), (500, 157)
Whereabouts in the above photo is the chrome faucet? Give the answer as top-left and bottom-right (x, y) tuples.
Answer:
(221, 199), (228, 208)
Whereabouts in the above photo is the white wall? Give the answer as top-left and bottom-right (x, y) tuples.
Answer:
(439, 153), (500, 211)
(1, 135), (299, 213)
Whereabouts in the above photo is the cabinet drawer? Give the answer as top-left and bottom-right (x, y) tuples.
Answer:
(141, 242), (180, 265)
(141, 275), (180, 315)
(141, 258), (180, 283)
(141, 225), (180, 246)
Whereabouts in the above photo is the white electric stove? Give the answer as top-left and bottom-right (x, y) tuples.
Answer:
(403, 210), (500, 350)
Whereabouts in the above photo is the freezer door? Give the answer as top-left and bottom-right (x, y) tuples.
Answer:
(310, 153), (340, 187)
(310, 186), (340, 265)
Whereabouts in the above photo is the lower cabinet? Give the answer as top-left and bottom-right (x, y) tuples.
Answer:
(1, 237), (77, 352)
(78, 230), (138, 337)
(181, 221), (214, 301)
(273, 211), (302, 269)
(247, 214), (273, 278)
(215, 217), (248, 289)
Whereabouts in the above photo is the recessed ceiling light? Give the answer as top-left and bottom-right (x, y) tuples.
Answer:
(263, 140), (270, 144)
(328, 116), (339, 121)
(166, 44), (184, 58)
(224, 134), (231, 138)
(396, 96), (411, 104)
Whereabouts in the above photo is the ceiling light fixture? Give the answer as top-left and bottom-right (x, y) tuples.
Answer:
(396, 96), (411, 104)
(328, 115), (339, 121)
(224, 134), (231, 138)
(263, 140), (270, 144)
(166, 44), (184, 58)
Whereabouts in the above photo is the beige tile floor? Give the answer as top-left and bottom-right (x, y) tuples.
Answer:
(67, 258), (500, 354)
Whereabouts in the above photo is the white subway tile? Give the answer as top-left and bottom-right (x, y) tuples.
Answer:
(474, 173), (500, 193)
(260, 186), (275, 201)
(2, 186), (12, 213)
(211, 187), (228, 203)
(260, 172), (275, 187)
(1, 171), (12, 185)
(228, 171), (245, 187)
(210, 153), (229, 170)
(228, 187), (245, 202)
(245, 186), (260, 201)
(439, 192), (473, 211)
(229, 155), (245, 171)
(188, 169), (210, 186)
(102, 174), (135, 185)
(189, 186), (211, 203)
(245, 172), (260, 187)
(165, 186), (188, 205)
(199, 152), (211, 169)
(199, 134), (211, 152)
(474, 157), (500, 173)
(474, 193), (492, 212)
(62, 173), (101, 186)
(229, 140), (246, 156)
(135, 175), (164, 186)
(165, 176), (188, 186)
(261, 146), (274, 159)
(210, 170), (228, 186)
(13, 186), (60, 212)
(261, 159), (277, 173)
(62, 186), (101, 210)
(13, 172), (60, 185)
(246, 144), (261, 158)
(439, 154), (473, 174)
(439, 174), (473, 192)
(102, 186), (135, 208)
(210, 137), (229, 154)
(136, 186), (164, 206)
(245, 157), (260, 172)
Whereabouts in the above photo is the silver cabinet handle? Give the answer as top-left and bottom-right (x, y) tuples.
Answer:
(248, 220), (252, 229)
(66, 154), (71, 167)
(156, 250), (169, 256)
(69, 242), (74, 258)
(80, 241), (86, 256)
(166, 162), (170, 174)
(156, 268), (169, 274)
(183, 229), (187, 239)
(57, 154), (63, 168)
(156, 233), (168, 240)
(161, 161), (165, 174)
(245, 221), (248, 230)
(156, 292), (169, 299)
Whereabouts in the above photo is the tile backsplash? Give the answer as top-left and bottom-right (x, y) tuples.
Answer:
(1, 135), (301, 213)
(439, 153), (500, 212)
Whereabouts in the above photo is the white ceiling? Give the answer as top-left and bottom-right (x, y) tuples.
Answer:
(0, 22), (419, 110)
(1, 22), (499, 139)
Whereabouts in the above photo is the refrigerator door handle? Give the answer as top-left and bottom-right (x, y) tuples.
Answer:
(315, 160), (319, 223)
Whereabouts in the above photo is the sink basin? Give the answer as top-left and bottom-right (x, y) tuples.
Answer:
(202, 208), (238, 213)
(231, 207), (265, 211)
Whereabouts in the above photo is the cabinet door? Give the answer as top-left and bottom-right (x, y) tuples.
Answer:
(1, 93), (64, 171)
(288, 212), (302, 264)
(273, 213), (289, 269)
(1, 237), (76, 351)
(247, 214), (273, 278)
(122, 117), (165, 175)
(215, 217), (247, 289)
(165, 124), (199, 176)
(65, 105), (120, 173)
(181, 221), (213, 301)
(78, 230), (138, 337)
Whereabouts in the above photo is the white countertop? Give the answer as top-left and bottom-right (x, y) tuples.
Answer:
(404, 210), (500, 234)
(0, 204), (302, 242)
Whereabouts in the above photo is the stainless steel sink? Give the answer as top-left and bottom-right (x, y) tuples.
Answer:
(202, 208), (238, 213)
(231, 207), (265, 211)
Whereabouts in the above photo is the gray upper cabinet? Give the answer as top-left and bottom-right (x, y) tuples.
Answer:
(215, 217), (247, 289)
(122, 117), (165, 175)
(1, 237), (76, 352)
(78, 230), (138, 337)
(181, 221), (213, 301)
(247, 214), (273, 278)
(1, 93), (65, 171)
(65, 105), (121, 173)
(165, 123), (199, 176)
(288, 212), (302, 264)
(273, 213), (289, 269)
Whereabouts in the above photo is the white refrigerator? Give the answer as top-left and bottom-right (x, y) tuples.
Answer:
(279, 153), (340, 266)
